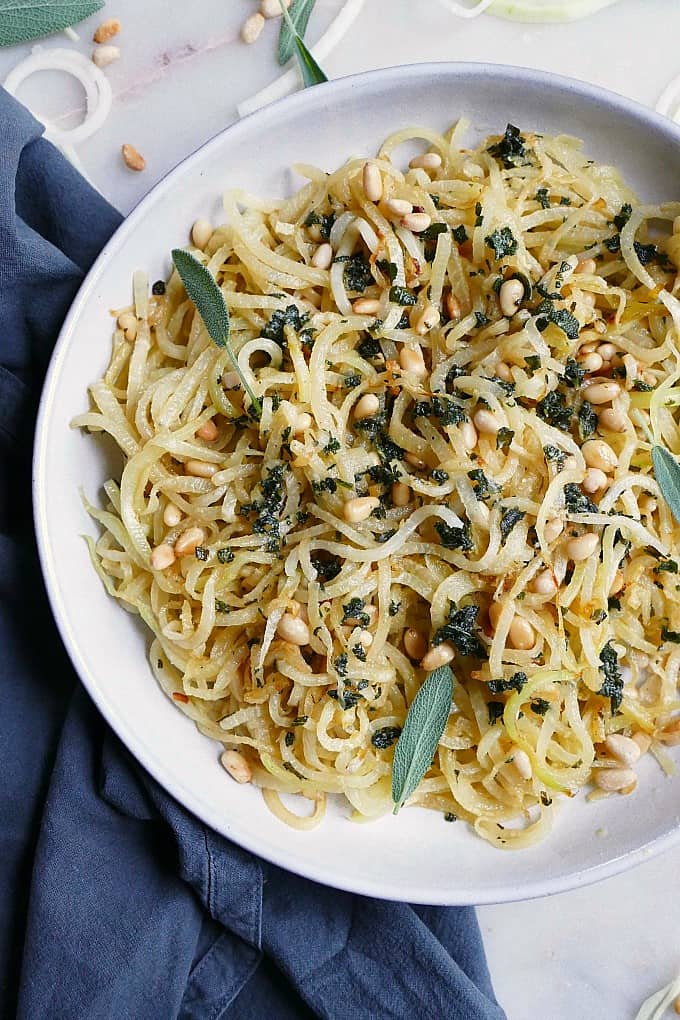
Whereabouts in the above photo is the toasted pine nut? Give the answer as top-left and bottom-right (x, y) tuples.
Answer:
(583, 467), (608, 493)
(512, 749), (532, 780)
(260, 0), (290, 15)
(530, 569), (558, 596)
(185, 459), (218, 478)
(343, 496), (380, 523)
(598, 407), (627, 433)
(583, 381), (621, 404)
(409, 152), (442, 171)
(421, 642), (455, 671)
(196, 419), (219, 441)
(495, 361), (513, 383)
(632, 731), (652, 755)
(576, 258), (597, 274)
(498, 279), (525, 318)
(386, 198), (413, 217)
(294, 412), (312, 434)
(461, 421), (477, 451)
(580, 340), (599, 354)
(163, 503), (182, 527)
(277, 613), (310, 646)
(241, 12), (265, 43)
(357, 629), (373, 648)
(604, 733), (642, 767)
(413, 304), (440, 336)
(594, 767), (637, 792)
(508, 617), (535, 650)
(175, 527), (206, 556)
(117, 311), (137, 340)
(312, 242), (333, 269)
(220, 749), (252, 783)
(583, 439), (618, 474)
(578, 351), (603, 374)
(404, 628), (429, 660)
(399, 344), (428, 376)
(191, 219), (213, 249)
(362, 162), (383, 203)
(352, 297), (381, 315)
(391, 482), (411, 506)
(402, 212), (431, 233)
(565, 532), (599, 561)
(405, 451), (427, 469)
(543, 519), (564, 544)
(92, 45), (120, 68)
(597, 342), (618, 361)
(639, 494), (657, 515)
(473, 409), (500, 435)
(122, 143), (145, 172)
(93, 17), (120, 42)
(150, 543), (176, 571)
(354, 393), (380, 419)
(445, 293), (461, 320)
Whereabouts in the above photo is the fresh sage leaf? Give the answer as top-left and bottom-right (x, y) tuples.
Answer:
(392, 665), (453, 814)
(652, 445), (680, 526)
(171, 249), (262, 418)
(0, 0), (104, 47)
(278, 0), (316, 65)
(279, 0), (327, 86)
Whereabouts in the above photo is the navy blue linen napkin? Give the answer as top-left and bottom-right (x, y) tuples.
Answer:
(0, 86), (506, 1020)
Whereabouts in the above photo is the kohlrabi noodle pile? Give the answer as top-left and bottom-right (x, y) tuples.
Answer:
(75, 120), (680, 848)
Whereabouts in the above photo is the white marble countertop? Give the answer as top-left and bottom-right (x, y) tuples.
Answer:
(3, 1), (680, 1016)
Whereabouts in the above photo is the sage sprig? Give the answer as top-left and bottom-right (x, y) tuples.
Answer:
(278, 0), (316, 65)
(652, 444), (680, 525)
(278, 0), (327, 87)
(0, 0), (103, 47)
(392, 665), (454, 814)
(171, 249), (262, 418)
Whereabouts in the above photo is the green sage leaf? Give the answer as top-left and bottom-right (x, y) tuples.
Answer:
(279, 0), (327, 86)
(0, 0), (104, 47)
(652, 445), (680, 526)
(278, 0), (316, 65)
(171, 249), (262, 417)
(392, 665), (453, 814)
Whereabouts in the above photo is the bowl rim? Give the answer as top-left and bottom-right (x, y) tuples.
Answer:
(33, 61), (680, 905)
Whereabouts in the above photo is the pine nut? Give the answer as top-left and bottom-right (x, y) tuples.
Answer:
(594, 767), (636, 792)
(495, 361), (513, 383)
(294, 411), (313, 434)
(122, 143), (146, 172)
(565, 533), (599, 562)
(446, 293), (461, 320)
(117, 311), (138, 341)
(405, 451), (427, 469)
(578, 351), (603, 374)
(583, 381), (621, 404)
(409, 152), (442, 171)
(241, 12), (265, 43)
(473, 409), (500, 435)
(597, 342), (618, 361)
(189, 219), (211, 250)
(604, 733), (642, 767)
(343, 496), (380, 523)
(582, 467), (608, 493)
(277, 612), (310, 646)
(598, 407), (627, 433)
(413, 304), (440, 336)
(185, 459), (218, 478)
(399, 344), (428, 376)
(498, 279), (525, 317)
(404, 628), (429, 660)
(508, 617), (535, 650)
(312, 242), (333, 269)
(362, 162), (383, 203)
(196, 419), (218, 441)
(632, 731), (652, 755)
(580, 340), (599, 354)
(386, 198), (413, 217)
(220, 749), (252, 783)
(576, 258), (597, 274)
(175, 527), (206, 556)
(163, 503), (182, 527)
(150, 543), (176, 570)
(391, 482), (411, 506)
(530, 569), (558, 596)
(544, 519), (564, 543)
(582, 439), (618, 473)
(513, 749), (532, 780)
(640, 495), (657, 515)
(461, 421), (478, 451)
(354, 393), (380, 419)
(93, 17), (120, 42)
(357, 629), (373, 648)
(421, 642), (455, 670)
(353, 297), (381, 315)
(402, 212), (431, 233)
(92, 45), (120, 68)
(260, 0), (290, 15)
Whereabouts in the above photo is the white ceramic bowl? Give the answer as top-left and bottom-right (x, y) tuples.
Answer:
(34, 63), (680, 905)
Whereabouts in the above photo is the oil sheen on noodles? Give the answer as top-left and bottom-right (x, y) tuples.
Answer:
(74, 121), (680, 848)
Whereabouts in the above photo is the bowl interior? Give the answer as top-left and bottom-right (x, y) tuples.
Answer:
(34, 63), (680, 905)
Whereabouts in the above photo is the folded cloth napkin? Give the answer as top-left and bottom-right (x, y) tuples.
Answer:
(0, 86), (506, 1020)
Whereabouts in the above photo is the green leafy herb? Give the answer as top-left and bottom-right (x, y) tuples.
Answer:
(543, 444), (566, 470)
(563, 483), (598, 515)
(452, 225), (468, 244)
(372, 726), (402, 750)
(194, 546), (209, 562)
(655, 559), (678, 574)
(530, 698), (551, 716)
(535, 187), (550, 209)
(598, 640), (623, 712)
(487, 124), (526, 168)
(496, 427), (514, 450)
(632, 379), (654, 392)
(662, 626), (680, 644)
(217, 548), (235, 564)
(342, 597), (369, 627)
(535, 300), (580, 340)
(435, 520), (473, 551)
(524, 355), (541, 373)
(488, 672), (527, 695)
(652, 445), (680, 526)
(172, 249), (262, 417)
(562, 357), (585, 389)
(485, 227), (518, 260)
(433, 602), (485, 658)
(613, 203), (633, 231)
(578, 400), (598, 441)
(389, 599), (401, 616)
(376, 258), (398, 283)
(413, 396), (467, 426)
(278, 0), (327, 85)
(391, 665), (453, 813)
(343, 253), (373, 293)
(420, 222), (449, 242)
(262, 303), (309, 346)
(0, 0), (103, 46)
(500, 508), (525, 544)
(389, 285), (418, 306)
(487, 701), (505, 725)
(536, 390), (572, 432)
(468, 468), (500, 500)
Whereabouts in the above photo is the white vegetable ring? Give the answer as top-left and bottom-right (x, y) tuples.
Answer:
(656, 73), (680, 124)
